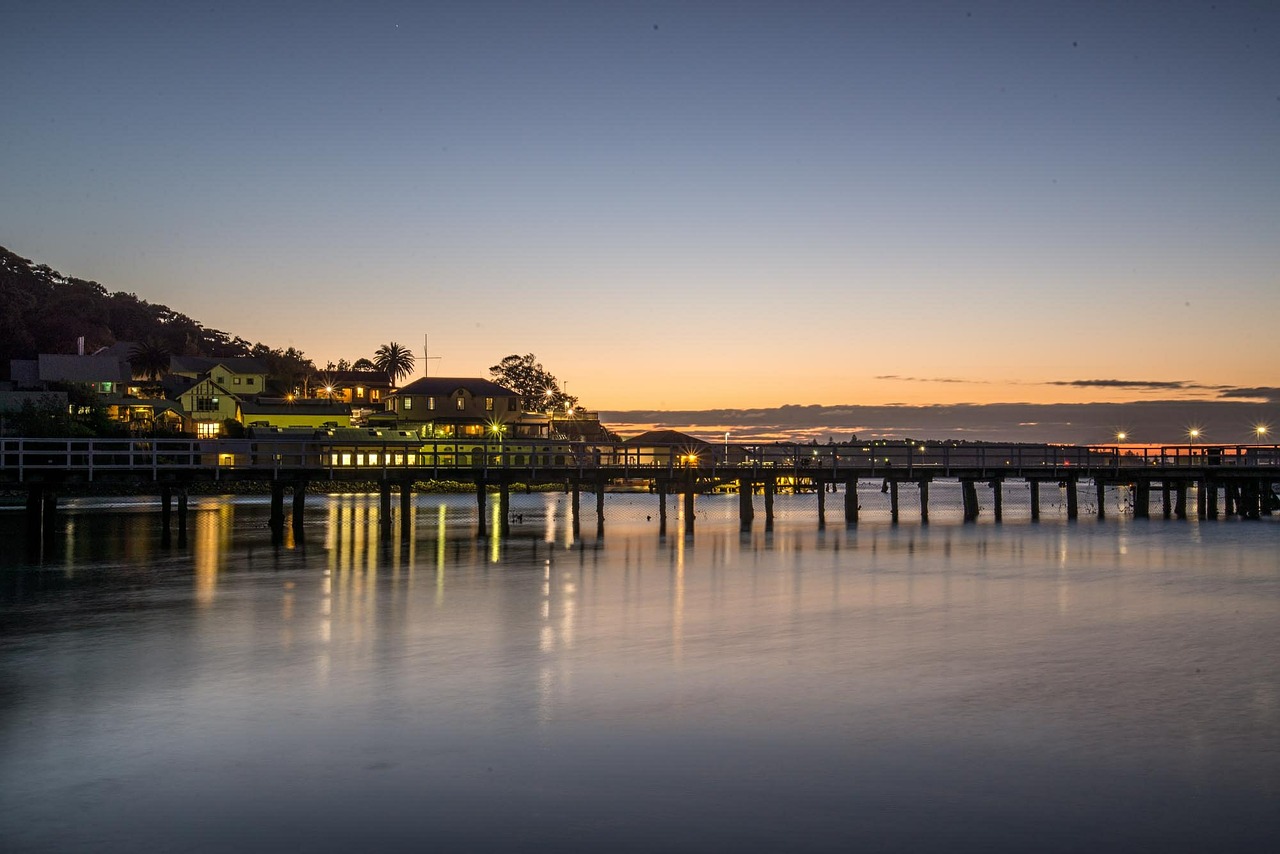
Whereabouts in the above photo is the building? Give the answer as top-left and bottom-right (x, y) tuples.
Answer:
(8, 353), (132, 396)
(103, 397), (186, 434)
(169, 356), (270, 396)
(238, 397), (353, 430)
(373, 376), (550, 439)
(162, 374), (240, 437)
(310, 370), (394, 423)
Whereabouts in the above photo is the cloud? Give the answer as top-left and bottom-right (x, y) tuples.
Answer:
(1217, 387), (1280, 402)
(875, 375), (987, 384)
(1043, 379), (1205, 391)
(601, 399), (1280, 445)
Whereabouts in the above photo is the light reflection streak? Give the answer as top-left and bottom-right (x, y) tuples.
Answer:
(490, 497), (502, 563)
(63, 518), (76, 575)
(543, 492), (558, 543)
(672, 520), (686, 664)
(436, 503), (446, 604)
(194, 503), (232, 606)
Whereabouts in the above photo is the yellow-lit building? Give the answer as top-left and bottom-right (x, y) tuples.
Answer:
(238, 398), (353, 430)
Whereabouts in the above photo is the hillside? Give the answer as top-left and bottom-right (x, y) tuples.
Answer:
(0, 246), (310, 380)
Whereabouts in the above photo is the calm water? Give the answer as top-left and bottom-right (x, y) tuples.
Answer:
(2, 490), (1278, 853)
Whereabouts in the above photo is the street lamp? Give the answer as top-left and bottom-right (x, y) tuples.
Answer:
(1116, 431), (1126, 443)
(1256, 425), (1269, 442)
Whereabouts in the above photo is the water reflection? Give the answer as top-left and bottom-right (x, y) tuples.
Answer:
(0, 495), (1277, 852)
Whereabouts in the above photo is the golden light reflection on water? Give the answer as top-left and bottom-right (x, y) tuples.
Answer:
(489, 498), (502, 563)
(436, 503), (446, 604)
(194, 502), (233, 606)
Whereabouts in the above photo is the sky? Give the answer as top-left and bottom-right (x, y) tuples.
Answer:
(3, 1), (1278, 429)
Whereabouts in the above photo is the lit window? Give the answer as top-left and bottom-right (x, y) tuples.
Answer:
(196, 422), (220, 438)
(485, 397), (494, 411)
(355, 386), (364, 398)
(456, 396), (465, 410)
(233, 377), (241, 385)
(404, 397), (413, 410)
(428, 397), (435, 410)
(371, 390), (380, 402)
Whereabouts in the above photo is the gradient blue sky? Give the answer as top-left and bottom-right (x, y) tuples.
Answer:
(4, 1), (1278, 411)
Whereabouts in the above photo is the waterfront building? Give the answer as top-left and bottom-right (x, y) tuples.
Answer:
(373, 376), (550, 439)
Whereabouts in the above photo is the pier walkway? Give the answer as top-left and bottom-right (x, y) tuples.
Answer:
(4, 437), (1277, 544)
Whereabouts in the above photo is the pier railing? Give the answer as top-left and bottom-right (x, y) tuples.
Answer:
(2, 437), (1277, 483)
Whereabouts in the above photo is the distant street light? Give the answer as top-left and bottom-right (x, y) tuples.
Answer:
(1116, 431), (1126, 442)
(1256, 425), (1269, 442)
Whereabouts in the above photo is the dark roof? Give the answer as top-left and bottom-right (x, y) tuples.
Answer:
(160, 374), (199, 398)
(37, 354), (130, 384)
(315, 370), (393, 386)
(170, 355), (271, 376)
(394, 377), (517, 397)
(9, 360), (39, 386)
(624, 429), (709, 446)
(239, 398), (352, 417)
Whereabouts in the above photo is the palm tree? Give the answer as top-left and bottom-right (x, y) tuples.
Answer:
(129, 338), (171, 381)
(374, 342), (415, 386)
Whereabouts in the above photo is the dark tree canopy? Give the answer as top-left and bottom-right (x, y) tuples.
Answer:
(489, 354), (579, 413)
(0, 245), (315, 382)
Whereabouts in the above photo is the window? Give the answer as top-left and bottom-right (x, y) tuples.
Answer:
(195, 396), (215, 411)
(101, 382), (113, 393)
(404, 397), (413, 410)
(371, 390), (380, 402)
(428, 397), (435, 410)
(247, 377), (256, 386)
(485, 397), (494, 411)
(196, 422), (220, 438)
(216, 376), (225, 385)
(456, 396), (465, 410)
(355, 386), (365, 399)
(233, 377), (242, 385)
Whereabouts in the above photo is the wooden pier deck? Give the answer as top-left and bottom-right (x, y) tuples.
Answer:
(4, 437), (1277, 544)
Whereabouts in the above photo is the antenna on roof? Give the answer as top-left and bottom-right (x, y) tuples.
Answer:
(423, 334), (442, 378)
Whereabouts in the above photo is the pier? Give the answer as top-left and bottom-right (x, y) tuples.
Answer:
(3, 437), (1277, 545)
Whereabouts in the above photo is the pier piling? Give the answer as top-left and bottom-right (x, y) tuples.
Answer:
(844, 477), (858, 525)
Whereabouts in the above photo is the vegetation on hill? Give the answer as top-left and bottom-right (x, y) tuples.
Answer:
(0, 245), (315, 383)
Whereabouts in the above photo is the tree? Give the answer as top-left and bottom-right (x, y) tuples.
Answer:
(374, 342), (415, 385)
(129, 337), (171, 381)
(351, 358), (376, 372)
(489, 353), (579, 413)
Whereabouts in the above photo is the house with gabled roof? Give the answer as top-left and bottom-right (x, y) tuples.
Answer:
(162, 373), (240, 438)
(371, 376), (550, 439)
(169, 356), (269, 396)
